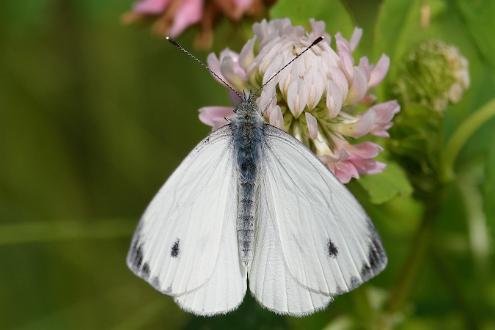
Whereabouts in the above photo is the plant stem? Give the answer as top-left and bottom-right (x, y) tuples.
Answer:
(379, 219), (433, 329)
(441, 98), (495, 182)
(431, 250), (480, 329)
(376, 190), (440, 329)
(387, 219), (432, 311)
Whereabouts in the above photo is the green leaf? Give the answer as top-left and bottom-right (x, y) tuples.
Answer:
(358, 162), (413, 204)
(454, 0), (495, 69)
(270, 0), (354, 36)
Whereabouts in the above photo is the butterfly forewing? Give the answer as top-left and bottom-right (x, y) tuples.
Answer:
(127, 126), (245, 299)
(249, 125), (387, 298)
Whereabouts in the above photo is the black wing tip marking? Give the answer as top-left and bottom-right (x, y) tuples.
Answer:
(127, 235), (174, 293)
(171, 239), (180, 257)
(332, 226), (388, 296)
(141, 262), (150, 279)
(360, 231), (388, 280)
(327, 239), (339, 257)
(127, 236), (151, 280)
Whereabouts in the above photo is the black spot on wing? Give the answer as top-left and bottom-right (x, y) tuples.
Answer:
(171, 239), (180, 257)
(327, 239), (338, 257)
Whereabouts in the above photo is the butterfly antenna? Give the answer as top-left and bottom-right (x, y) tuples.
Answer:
(166, 36), (243, 99)
(257, 36), (324, 93)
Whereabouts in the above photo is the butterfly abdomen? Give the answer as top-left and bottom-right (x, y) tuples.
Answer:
(231, 98), (264, 265)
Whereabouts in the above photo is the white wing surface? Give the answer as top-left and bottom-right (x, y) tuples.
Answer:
(127, 125), (247, 314)
(174, 212), (247, 315)
(250, 125), (387, 303)
(249, 183), (333, 315)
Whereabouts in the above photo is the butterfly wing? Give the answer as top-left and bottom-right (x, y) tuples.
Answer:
(248, 185), (333, 315)
(174, 215), (247, 315)
(249, 125), (386, 313)
(127, 125), (247, 314)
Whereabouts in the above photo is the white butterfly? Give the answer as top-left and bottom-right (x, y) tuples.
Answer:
(127, 38), (387, 317)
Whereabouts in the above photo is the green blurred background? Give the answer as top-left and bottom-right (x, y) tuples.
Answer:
(1, 0), (494, 329)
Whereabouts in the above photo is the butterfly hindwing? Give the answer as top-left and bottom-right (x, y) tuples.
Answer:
(248, 180), (333, 315)
(174, 209), (247, 315)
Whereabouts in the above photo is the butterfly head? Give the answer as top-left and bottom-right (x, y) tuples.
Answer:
(235, 90), (259, 113)
(238, 89), (258, 102)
